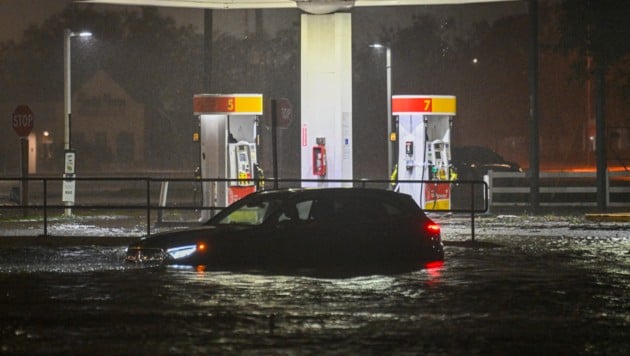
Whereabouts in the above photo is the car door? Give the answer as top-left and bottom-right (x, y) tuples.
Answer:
(262, 197), (321, 268)
(333, 193), (418, 265)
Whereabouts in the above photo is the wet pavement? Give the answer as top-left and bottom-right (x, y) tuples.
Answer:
(0, 213), (629, 354)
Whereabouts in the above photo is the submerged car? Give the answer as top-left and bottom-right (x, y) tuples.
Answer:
(126, 188), (443, 275)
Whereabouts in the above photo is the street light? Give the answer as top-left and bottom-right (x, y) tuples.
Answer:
(63, 29), (92, 216)
(370, 43), (393, 180)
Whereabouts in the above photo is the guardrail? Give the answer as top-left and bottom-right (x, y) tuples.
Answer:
(487, 170), (630, 208)
(0, 177), (487, 240)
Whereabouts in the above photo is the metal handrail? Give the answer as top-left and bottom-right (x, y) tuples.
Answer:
(1, 177), (487, 239)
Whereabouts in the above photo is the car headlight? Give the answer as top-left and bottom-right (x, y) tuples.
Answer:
(167, 245), (198, 260)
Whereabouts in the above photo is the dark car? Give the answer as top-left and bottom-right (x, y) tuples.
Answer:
(126, 188), (443, 276)
(452, 145), (522, 180)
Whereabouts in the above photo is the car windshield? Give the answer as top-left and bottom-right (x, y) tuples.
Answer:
(214, 198), (282, 226)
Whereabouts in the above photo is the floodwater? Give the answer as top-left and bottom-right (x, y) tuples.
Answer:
(1, 216), (629, 355)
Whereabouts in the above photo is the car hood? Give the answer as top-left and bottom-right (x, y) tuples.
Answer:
(131, 225), (226, 249)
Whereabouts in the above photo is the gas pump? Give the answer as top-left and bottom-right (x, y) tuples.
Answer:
(426, 140), (450, 181)
(392, 95), (456, 210)
(193, 94), (263, 221)
(228, 141), (257, 203)
(404, 141), (415, 171)
(424, 139), (453, 210)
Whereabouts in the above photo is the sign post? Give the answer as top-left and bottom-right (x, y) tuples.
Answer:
(63, 151), (76, 214)
(12, 105), (34, 216)
(270, 98), (293, 189)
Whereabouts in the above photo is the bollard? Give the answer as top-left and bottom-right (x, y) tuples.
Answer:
(470, 181), (475, 243)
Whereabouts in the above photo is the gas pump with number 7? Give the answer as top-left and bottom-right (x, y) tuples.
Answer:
(393, 95), (456, 210)
(424, 139), (453, 209)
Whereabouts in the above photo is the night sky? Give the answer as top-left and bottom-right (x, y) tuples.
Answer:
(0, 0), (527, 42)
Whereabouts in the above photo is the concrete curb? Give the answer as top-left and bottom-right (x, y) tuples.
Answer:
(584, 212), (630, 222)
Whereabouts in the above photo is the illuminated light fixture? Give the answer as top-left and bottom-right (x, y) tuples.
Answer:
(294, 0), (355, 14)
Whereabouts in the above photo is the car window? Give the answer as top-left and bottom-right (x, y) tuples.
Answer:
(307, 198), (334, 222)
(328, 196), (385, 222)
(217, 199), (281, 225)
(277, 199), (313, 223)
(296, 200), (313, 220)
(382, 201), (405, 217)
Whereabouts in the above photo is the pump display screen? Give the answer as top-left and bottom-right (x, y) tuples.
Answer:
(239, 153), (247, 161)
(405, 142), (413, 155)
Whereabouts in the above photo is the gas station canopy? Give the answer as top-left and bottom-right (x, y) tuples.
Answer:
(76, 0), (525, 191)
(78, 0), (517, 14)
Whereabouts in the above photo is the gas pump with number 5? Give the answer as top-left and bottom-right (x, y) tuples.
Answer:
(194, 94), (263, 220)
(312, 137), (327, 177)
(230, 142), (254, 185)
(228, 141), (257, 204)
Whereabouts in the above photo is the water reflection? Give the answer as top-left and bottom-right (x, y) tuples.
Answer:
(424, 260), (444, 286)
(0, 231), (628, 354)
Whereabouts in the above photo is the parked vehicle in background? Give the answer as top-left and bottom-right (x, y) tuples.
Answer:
(126, 188), (444, 276)
(452, 145), (522, 180)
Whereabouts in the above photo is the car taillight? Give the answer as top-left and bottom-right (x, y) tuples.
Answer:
(425, 260), (444, 269)
(424, 221), (440, 235)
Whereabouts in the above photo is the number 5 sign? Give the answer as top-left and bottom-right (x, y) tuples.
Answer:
(12, 105), (34, 137)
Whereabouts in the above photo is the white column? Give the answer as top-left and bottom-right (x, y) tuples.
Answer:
(300, 13), (352, 187)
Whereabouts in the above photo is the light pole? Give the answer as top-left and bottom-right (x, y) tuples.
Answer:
(63, 29), (91, 216)
(370, 43), (393, 179)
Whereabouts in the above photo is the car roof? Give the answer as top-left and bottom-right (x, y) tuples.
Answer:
(205, 187), (423, 226)
(255, 187), (400, 197)
(250, 187), (419, 206)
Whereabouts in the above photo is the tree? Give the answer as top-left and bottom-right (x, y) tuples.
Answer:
(352, 14), (462, 179)
(557, 0), (630, 88)
(210, 14), (301, 177)
(556, 0), (630, 209)
(0, 5), (204, 172)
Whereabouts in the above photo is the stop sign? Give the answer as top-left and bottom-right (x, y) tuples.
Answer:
(276, 98), (293, 129)
(264, 98), (293, 129)
(12, 105), (34, 137)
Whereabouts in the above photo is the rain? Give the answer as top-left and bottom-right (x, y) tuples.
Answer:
(1, 0), (629, 354)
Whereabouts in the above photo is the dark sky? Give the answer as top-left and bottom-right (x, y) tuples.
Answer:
(0, 0), (207, 42)
(0, 0), (527, 43)
(0, 0), (67, 42)
(0, 0), (295, 41)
